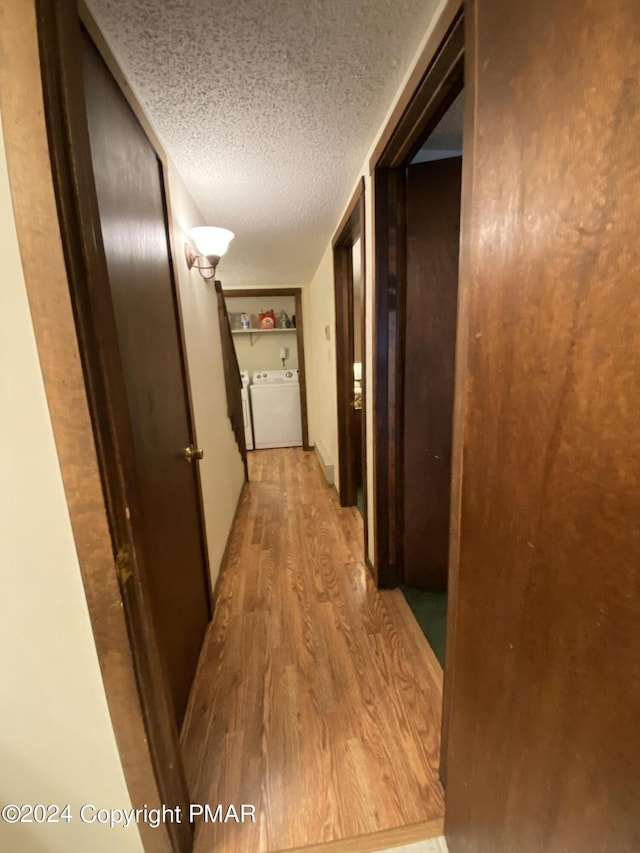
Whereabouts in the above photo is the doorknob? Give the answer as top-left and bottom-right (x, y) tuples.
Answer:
(184, 444), (204, 462)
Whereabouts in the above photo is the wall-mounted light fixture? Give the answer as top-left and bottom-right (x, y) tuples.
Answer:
(185, 226), (234, 280)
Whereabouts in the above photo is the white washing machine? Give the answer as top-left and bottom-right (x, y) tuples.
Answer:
(240, 370), (254, 451)
(250, 370), (302, 449)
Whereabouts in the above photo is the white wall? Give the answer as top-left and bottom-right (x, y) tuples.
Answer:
(304, 244), (340, 487)
(305, 0), (454, 561)
(231, 331), (299, 373)
(0, 113), (143, 853)
(167, 162), (245, 588)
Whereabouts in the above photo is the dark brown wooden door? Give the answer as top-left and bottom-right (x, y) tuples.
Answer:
(403, 157), (462, 590)
(82, 37), (210, 726)
(445, 1), (640, 850)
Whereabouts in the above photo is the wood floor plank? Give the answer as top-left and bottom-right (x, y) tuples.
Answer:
(182, 448), (445, 853)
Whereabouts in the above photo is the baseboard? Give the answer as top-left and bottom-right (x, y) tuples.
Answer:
(211, 480), (247, 606)
(314, 441), (334, 485)
(273, 817), (445, 853)
(365, 554), (378, 584)
(180, 481), (247, 741)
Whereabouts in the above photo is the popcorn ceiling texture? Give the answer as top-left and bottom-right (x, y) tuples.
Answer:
(86, 0), (441, 286)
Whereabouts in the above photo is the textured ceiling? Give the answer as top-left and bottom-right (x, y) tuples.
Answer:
(86, 0), (442, 286)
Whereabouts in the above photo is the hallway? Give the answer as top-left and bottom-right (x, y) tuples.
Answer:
(181, 449), (445, 852)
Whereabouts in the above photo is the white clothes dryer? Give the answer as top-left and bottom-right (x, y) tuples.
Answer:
(250, 370), (302, 449)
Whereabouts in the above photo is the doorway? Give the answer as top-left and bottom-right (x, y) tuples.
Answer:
(333, 179), (368, 544)
(401, 92), (464, 670)
(223, 287), (310, 452)
(370, 2), (464, 785)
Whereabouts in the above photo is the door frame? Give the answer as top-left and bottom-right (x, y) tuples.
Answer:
(370, 0), (464, 590)
(368, 0), (467, 788)
(332, 179), (369, 538)
(223, 287), (311, 450)
(30, 2), (209, 849)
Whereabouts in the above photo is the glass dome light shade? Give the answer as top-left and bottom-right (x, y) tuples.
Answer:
(189, 226), (234, 258)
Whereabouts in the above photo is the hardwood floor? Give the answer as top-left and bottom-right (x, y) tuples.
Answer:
(182, 448), (445, 852)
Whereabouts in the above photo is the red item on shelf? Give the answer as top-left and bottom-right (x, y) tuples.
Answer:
(258, 310), (276, 329)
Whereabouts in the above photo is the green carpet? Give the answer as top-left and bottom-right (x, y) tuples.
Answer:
(401, 586), (447, 668)
(356, 486), (364, 518)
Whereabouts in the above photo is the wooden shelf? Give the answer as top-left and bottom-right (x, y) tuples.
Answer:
(231, 328), (296, 335)
(232, 327), (297, 346)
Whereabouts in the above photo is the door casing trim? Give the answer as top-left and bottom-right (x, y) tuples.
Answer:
(332, 178), (370, 564)
(223, 287), (311, 451)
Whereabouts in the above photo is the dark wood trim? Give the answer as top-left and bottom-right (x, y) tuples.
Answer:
(372, 166), (407, 589)
(357, 194), (370, 568)
(332, 179), (366, 511)
(375, 13), (464, 168)
(214, 280), (249, 477)
(332, 179), (370, 573)
(34, 3), (193, 850)
(440, 0), (475, 796)
(294, 290), (311, 450)
(376, 15), (464, 169)
(334, 245), (356, 504)
(221, 286), (311, 450)
(368, 0), (463, 173)
(223, 287), (302, 298)
(369, 175), (379, 575)
(332, 178), (365, 249)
